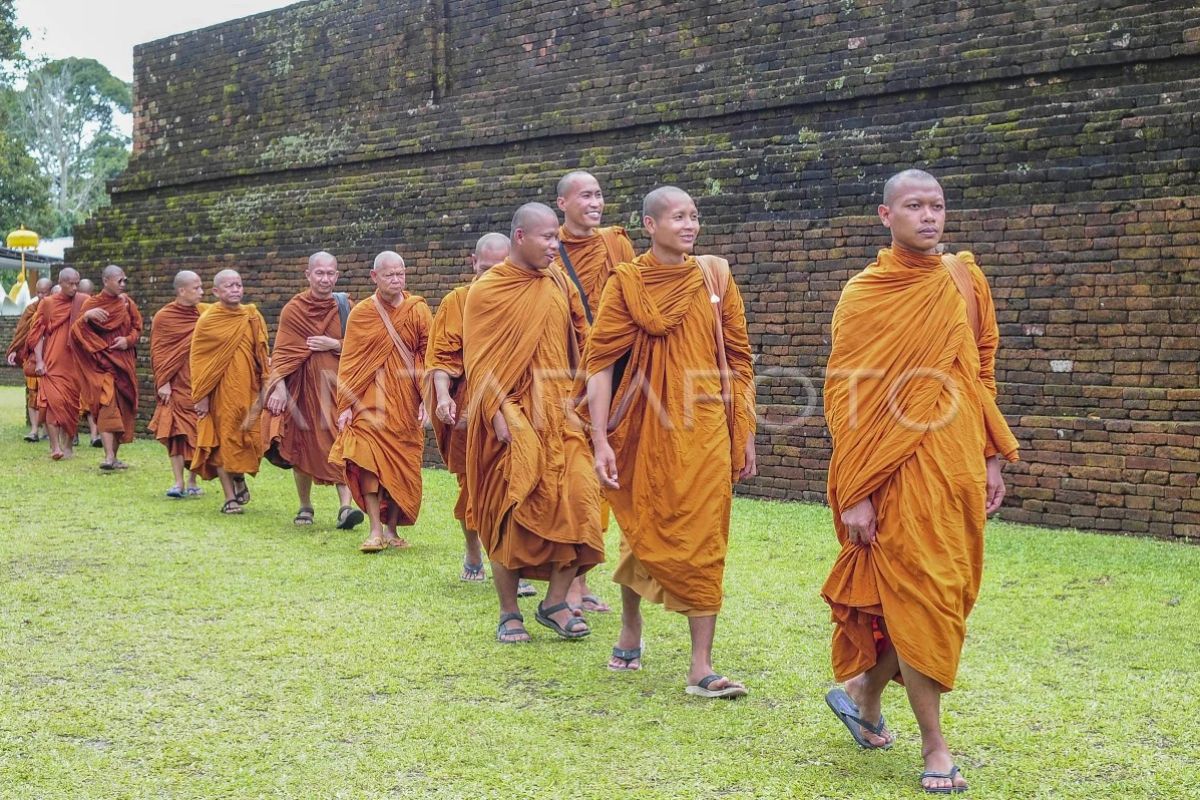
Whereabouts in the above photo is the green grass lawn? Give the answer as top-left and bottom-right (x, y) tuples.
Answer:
(0, 385), (1196, 799)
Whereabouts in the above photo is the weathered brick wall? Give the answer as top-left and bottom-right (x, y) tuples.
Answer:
(68, 0), (1200, 539)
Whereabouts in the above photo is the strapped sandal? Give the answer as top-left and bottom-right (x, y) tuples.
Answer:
(336, 505), (364, 530)
(99, 462), (117, 471)
(534, 601), (590, 639)
(608, 645), (643, 671)
(233, 480), (250, 505)
(824, 687), (893, 749)
(580, 593), (611, 613)
(685, 673), (748, 699)
(460, 560), (486, 582)
(185, 486), (204, 497)
(496, 611), (530, 644)
(220, 500), (243, 515)
(294, 507), (315, 525)
(920, 765), (968, 794)
(165, 487), (185, 499)
(23, 433), (39, 443)
(517, 580), (538, 598)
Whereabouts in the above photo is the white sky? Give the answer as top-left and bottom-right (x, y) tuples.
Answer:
(15, 0), (299, 136)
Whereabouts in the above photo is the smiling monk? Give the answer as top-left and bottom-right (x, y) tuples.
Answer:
(821, 169), (1019, 795)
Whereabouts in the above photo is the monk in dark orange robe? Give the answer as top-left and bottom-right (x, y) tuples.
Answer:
(29, 267), (84, 460)
(6, 277), (52, 441)
(72, 265), (143, 470)
(820, 170), (1019, 794)
(584, 186), (756, 696)
(426, 232), (510, 581)
(190, 269), (270, 514)
(554, 170), (636, 615)
(264, 251), (362, 530)
(148, 270), (207, 498)
(329, 251), (430, 552)
(464, 202), (603, 644)
(74, 278), (100, 448)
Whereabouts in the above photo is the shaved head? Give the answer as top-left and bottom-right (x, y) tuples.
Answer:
(510, 203), (560, 271)
(101, 264), (127, 297)
(34, 277), (52, 296)
(471, 232), (510, 276)
(77, 278), (94, 295)
(371, 250), (407, 303)
(306, 251), (339, 298)
(308, 250), (337, 270)
(510, 203), (558, 239)
(58, 267), (79, 283)
(213, 269), (241, 288)
(173, 270), (200, 290)
(101, 264), (123, 280)
(174, 270), (203, 306)
(556, 170), (595, 199)
(642, 186), (693, 221)
(212, 269), (244, 307)
(882, 169), (941, 206)
(372, 250), (405, 272)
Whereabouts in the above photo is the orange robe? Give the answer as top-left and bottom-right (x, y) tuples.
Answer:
(6, 299), (40, 410)
(264, 291), (348, 485)
(423, 284), (471, 522)
(463, 259), (604, 580)
(821, 247), (1020, 691)
(189, 303), (270, 480)
(328, 292), (430, 524)
(582, 253), (756, 615)
(71, 292), (144, 443)
(28, 292), (84, 436)
(553, 225), (635, 323)
(148, 301), (207, 459)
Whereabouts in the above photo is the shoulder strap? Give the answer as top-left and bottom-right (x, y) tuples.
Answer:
(942, 253), (981, 343)
(334, 292), (350, 336)
(693, 255), (734, 436)
(557, 243), (593, 324)
(372, 294), (417, 375)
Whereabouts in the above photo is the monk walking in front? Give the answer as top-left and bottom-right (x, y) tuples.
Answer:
(463, 202), (604, 643)
(72, 265), (143, 471)
(148, 270), (207, 498)
(821, 170), (1019, 794)
(190, 269), (270, 514)
(329, 251), (430, 552)
(6, 277), (52, 442)
(29, 267), (85, 460)
(426, 233), (510, 581)
(264, 251), (363, 530)
(585, 186), (757, 696)
(553, 169), (636, 615)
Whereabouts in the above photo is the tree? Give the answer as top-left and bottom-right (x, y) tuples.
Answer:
(0, 1), (50, 237)
(0, 0), (27, 87)
(11, 58), (132, 236)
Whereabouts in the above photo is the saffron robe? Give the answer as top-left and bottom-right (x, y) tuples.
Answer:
(424, 284), (472, 522)
(821, 247), (1019, 691)
(148, 301), (207, 459)
(71, 292), (144, 442)
(553, 225), (635, 322)
(28, 292), (84, 436)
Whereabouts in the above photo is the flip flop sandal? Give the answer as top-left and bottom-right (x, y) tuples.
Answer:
(50, 452), (64, 461)
(534, 601), (591, 639)
(294, 507), (315, 525)
(113, 460), (129, 470)
(686, 674), (748, 699)
(386, 537), (411, 549)
(90, 438), (103, 448)
(23, 433), (39, 443)
(99, 462), (117, 471)
(608, 646), (643, 671)
(220, 500), (244, 515)
(824, 688), (893, 749)
(185, 487), (204, 497)
(336, 505), (364, 530)
(580, 594), (611, 612)
(461, 560), (486, 582)
(165, 487), (185, 498)
(517, 580), (538, 598)
(359, 536), (386, 553)
(920, 765), (968, 794)
(496, 612), (530, 644)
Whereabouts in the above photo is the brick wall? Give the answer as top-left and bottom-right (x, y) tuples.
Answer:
(68, 0), (1200, 539)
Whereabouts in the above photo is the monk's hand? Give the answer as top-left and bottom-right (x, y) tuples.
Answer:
(306, 335), (339, 352)
(492, 410), (511, 444)
(842, 498), (877, 546)
(417, 402), (428, 426)
(34, 359), (46, 376)
(85, 307), (109, 324)
(109, 336), (129, 351)
(739, 439), (758, 481)
(195, 396), (210, 418)
(436, 395), (457, 426)
(157, 382), (172, 404)
(265, 382), (288, 415)
(5, 353), (15, 367)
(336, 408), (353, 431)
(593, 439), (620, 489)
(985, 455), (1007, 515)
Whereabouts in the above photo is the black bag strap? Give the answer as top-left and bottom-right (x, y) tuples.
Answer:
(557, 243), (592, 325)
(333, 292), (350, 336)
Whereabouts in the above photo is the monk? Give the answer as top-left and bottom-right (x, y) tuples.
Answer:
(426, 233), (510, 581)
(554, 170), (636, 615)
(190, 269), (270, 514)
(74, 277), (100, 447)
(72, 265), (143, 471)
(584, 186), (757, 696)
(6, 277), (52, 442)
(329, 251), (430, 552)
(148, 270), (207, 498)
(820, 170), (1019, 795)
(264, 251), (363, 530)
(463, 202), (604, 643)
(28, 267), (85, 460)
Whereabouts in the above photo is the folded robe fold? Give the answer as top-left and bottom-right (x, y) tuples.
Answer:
(463, 260), (603, 581)
(264, 290), (348, 485)
(423, 284), (471, 522)
(71, 292), (143, 443)
(821, 247), (1019, 691)
(581, 252), (756, 614)
(328, 292), (430, 525)
(148, 301), (207, 458)
(189, 303), (270, 479)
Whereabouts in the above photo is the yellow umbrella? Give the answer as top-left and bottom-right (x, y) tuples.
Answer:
(5, 226), (39, 302)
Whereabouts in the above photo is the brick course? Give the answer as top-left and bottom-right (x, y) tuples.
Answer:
(67, 0), (1199, 540)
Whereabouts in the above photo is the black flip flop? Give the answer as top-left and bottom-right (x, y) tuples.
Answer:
(335, 505), (364, 530)
(921, 765), (968, 794)
(825, 687), (892, 749)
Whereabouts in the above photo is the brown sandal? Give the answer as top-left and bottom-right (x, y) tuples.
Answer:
(359, 536), (386, 553)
